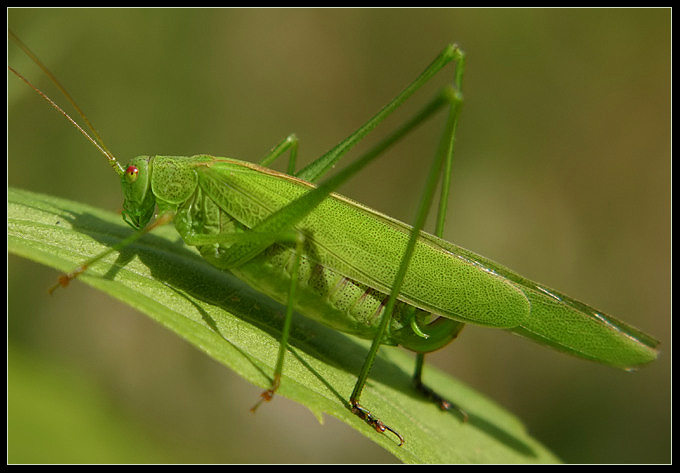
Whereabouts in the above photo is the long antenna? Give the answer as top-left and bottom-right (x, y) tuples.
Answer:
(8, 30), (125, 176)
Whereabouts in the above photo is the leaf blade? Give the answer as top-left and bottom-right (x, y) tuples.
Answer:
(8, 187), (560, 463)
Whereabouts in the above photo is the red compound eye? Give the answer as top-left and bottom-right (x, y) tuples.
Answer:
(125, 165), (138, 182)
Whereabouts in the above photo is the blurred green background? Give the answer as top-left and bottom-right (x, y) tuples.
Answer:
(8, 8), (670, 463)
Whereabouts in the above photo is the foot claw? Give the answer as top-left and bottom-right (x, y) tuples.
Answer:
(251, 375), (280, 413)
(351, 400), (404, 446)
(415, 381), (468, 422)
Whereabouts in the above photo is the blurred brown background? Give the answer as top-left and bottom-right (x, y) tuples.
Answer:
(8, 8), (670, 463)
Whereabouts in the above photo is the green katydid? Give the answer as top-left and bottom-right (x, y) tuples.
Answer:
(9, 34), (659, 446)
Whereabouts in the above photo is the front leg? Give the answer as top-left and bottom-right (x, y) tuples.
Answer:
(181, 223), (307, 411)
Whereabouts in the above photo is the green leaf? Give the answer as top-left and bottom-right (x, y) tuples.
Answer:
(8, 187), (560, 464)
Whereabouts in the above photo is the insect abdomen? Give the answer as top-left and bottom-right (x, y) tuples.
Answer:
(232, 243), (430, 346)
